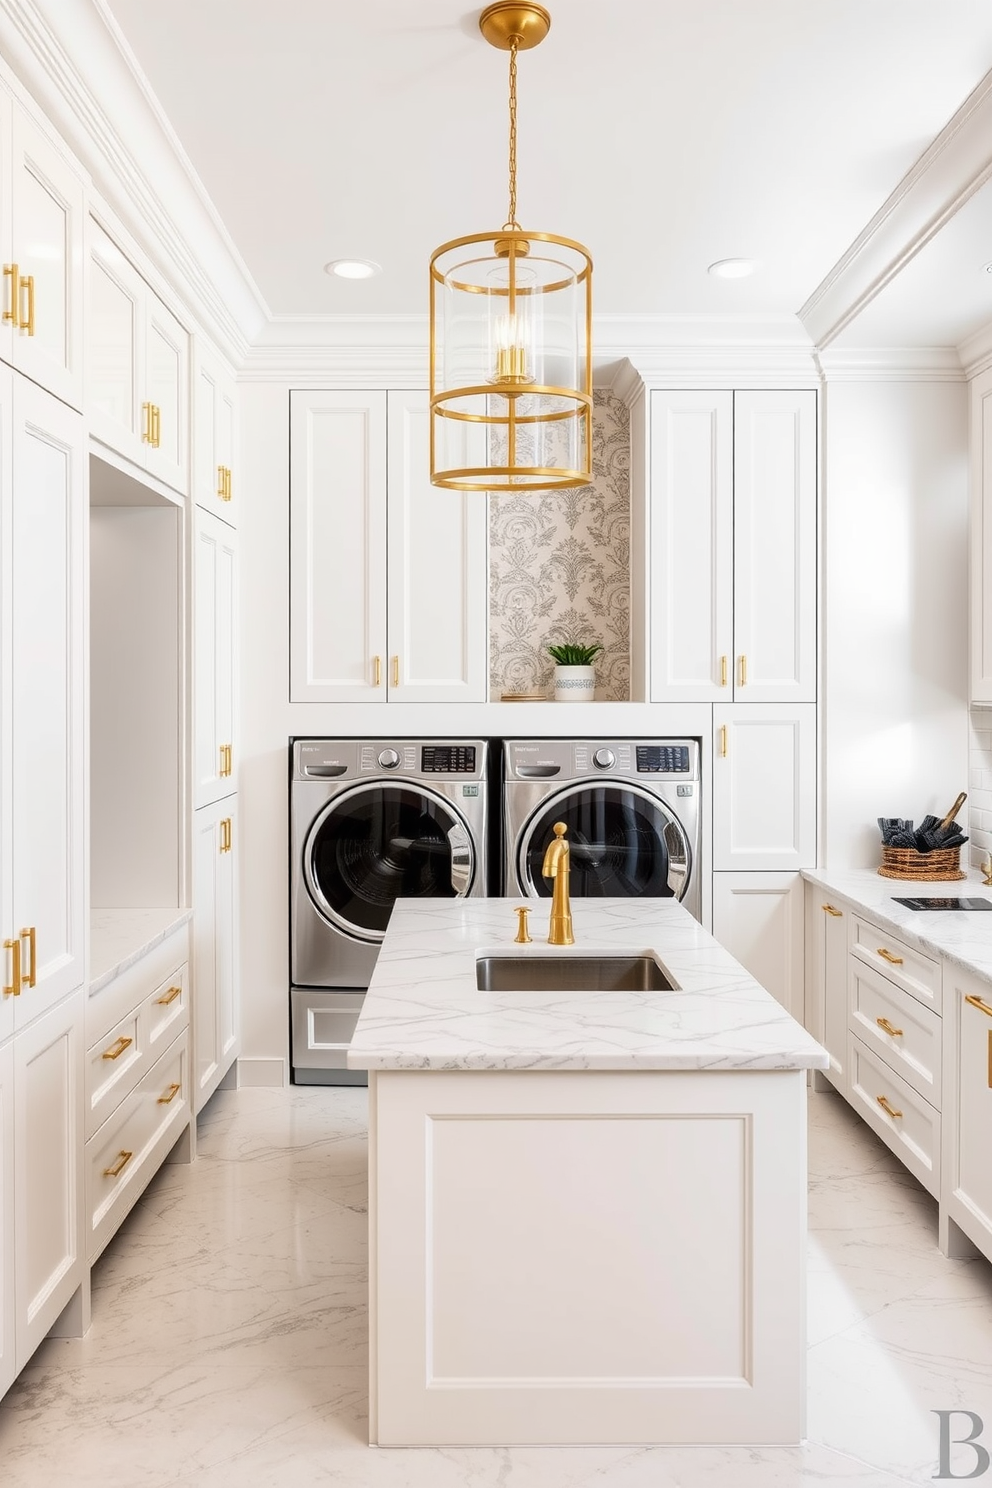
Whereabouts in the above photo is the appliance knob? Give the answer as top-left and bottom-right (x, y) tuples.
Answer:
(378, 749), (401, 769)
(592, 748), (616, 770)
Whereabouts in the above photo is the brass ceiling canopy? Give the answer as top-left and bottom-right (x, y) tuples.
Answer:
(428, 2), (593, 493)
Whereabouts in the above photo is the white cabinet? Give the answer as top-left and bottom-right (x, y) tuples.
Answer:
(289, 389), (488, 703)
(942, 965), (992, 1257)
(0, 97), (85, 411)
(86, 218), (188, 494)
(0, 1038), (12, 1399)
(650, 390), (816, 703)
(193, 339), (237, 522)
(192, 797), (238, 1115)
(804, 891), (848, 1092)
(712, 705), (817, 870)
(711, 872), (804, 1017)
(969, 366), (992, 702)
(193, 509), (237, 810)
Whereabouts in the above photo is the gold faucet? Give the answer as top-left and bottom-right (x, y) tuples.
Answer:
(542, 822), (574, 945)
(983, 853), (992, 888)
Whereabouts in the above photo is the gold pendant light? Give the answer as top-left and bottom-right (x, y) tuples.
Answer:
(429, 2), (593, 492)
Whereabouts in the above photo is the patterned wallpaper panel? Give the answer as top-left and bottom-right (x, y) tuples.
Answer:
(489, 390), (630, 701)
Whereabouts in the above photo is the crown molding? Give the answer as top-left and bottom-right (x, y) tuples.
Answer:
(815, 346), (965, 382)
(958, 319), (992, 379)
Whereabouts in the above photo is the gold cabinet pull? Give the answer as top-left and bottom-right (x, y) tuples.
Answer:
(739, 654), (747, 687)
(157, 1081), (182, 1105)
(20, 925), (36, 988)
(373, 655), (381, 687)
(720, 655), (728, 687)
(2, 262), (18, 323)
(877, 948), (904, 966)
(392, 655), (399, 688)
(876, 1016), (903, 1038)
(217, 463), (226, 498)
(719, 724), (728, 758)
(219, 742), (232, 777)
(142, 401), (153, 444)
(103, 1150), (133, 1179)
(102, 1035), (133, 1061)
(220, 817), (232, 853)
(966, 993), (992, 1018)
(157, 984), (182, 1007)
(224, 466), (232, 500)
(153, 404), (162, 448)
(876, 1094), (903, 1120)
(18, 273), (34, 336)
(3, 938), (21, 997)
(822, 904), (843, 917)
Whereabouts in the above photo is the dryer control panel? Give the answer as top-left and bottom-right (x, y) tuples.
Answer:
(506, 739), (699, 782)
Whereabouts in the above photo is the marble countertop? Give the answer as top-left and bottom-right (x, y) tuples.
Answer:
(803, 867), (992, 986)
(90, 907), (192, 994)
(348, 897), (828, 1072)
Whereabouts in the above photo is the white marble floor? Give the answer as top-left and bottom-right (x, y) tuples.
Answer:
(1, 1085), (991, 1487)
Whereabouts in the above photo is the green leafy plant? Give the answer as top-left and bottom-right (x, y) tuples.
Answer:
(546, 641), (604, 666)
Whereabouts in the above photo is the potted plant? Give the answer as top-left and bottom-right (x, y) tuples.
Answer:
(547, 641), (604, 703)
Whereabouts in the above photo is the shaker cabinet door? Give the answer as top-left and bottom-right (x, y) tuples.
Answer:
(712, 705), (816, 871)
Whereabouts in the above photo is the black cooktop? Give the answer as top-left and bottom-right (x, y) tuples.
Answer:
(892, 896), (992, 911)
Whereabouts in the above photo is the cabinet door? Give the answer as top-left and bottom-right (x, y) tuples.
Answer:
(733, 391), (816, 702)
(386, 391), (487, 702)
(8, 107), (84, 411)
(193, 511), (237, 810)
(713, 704), (816, 871)
(970, 370), (992, 703)
(192, 798), (238, 1115)
(649, 391), (733, 701)
(14, 989), (83, 1369)
(86, 218), (143, 464)
(289, 390), (387, 701)
(144, 291), (188, 495)
(819, 897), (849, 1091)
(0, 365), (10, 1048)
(943, 966), (992, 1253)
(0, 1037), (13, 1399)
(712, 872), (804, 1017)
(193, 340), (237, 523)
(10, 377), (86, 1030)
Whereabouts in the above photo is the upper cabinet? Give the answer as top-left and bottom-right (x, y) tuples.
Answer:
(193, 339), (237, 524)
(0, 94), (85, 411)
(193, 509), (237, 811)
(970, 367), (992, 703)
(289, 389), (488, 703)
(649, 389), (817, 703)
(86, 218), (189, 495)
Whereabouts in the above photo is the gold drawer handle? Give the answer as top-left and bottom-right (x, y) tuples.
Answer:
(3, 937), (21, 997)
(876, 1016), (903, 1037)
(965, 994), (992, 1019)
(102, 1035), (133, 1062)
(822, 904), (843, 917)
(157, 984), (182, 1007)
(392, 655), (399, 688)
(103, 1150), (133, 1179)
(373, 654), (381, 688)
(157, 1081), (182, 1105)
(877, 948), (904, 966)
(876, 1094), (903, 1120)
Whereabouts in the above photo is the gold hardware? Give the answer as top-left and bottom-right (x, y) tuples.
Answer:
(152, 404), (161, 447)
(876, 1016), (903, 1038)
(19, 273), (34, 336)
(3, 938), (21, 998)
(720, 655), (727, 687)
(542, 821), (574, 945)
(226, 467), (232, 500)
(142, 401), (153, 444)
(739, 654), (747, 687)
(982, 854), (992, 888)
(373, 655), (381, 688)
(103, 1150), (133, 1179)
(217, 464), (226, 498)
(220, 817), (232, 853)
(513, 906), (532, 943)
(392, 655), (399, 688)
(20, 926), (36, 988)
(719, 724), (728, 758)
(157, 1082), (182, 1105)
(877, 948), (904, 966)
(822, 904), (843, 917)
(102, 1035), (133, 1061)
(2, 263), (18, 323)
(876, 1094), (903, 1120)
(479, 2), (551, 51)
(220, 742), (232, 778)
(966, 993), (992, 1019)
(157, 984), (182, 1006)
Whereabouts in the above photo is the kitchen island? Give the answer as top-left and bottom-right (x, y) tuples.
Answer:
(349, 898), (827, 1448)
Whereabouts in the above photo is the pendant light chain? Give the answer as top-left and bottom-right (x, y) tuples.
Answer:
(506, 37), (520, 230)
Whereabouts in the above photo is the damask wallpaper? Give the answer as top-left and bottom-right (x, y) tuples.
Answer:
(489, 390), (630, 701)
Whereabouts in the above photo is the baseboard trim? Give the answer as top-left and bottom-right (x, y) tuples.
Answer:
(235, 1057), (287, 1088)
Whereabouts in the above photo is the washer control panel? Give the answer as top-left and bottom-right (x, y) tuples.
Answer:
(592, 747), (616, 769)
(421, 745), (477, 773)
(636, 745), (690, 774)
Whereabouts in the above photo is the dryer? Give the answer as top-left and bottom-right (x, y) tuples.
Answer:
(503, 738), (701, 920)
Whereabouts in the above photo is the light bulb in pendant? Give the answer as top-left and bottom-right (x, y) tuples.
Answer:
(494, 311), (534, 385)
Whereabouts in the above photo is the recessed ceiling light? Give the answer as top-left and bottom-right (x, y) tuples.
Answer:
(983, 260), (992, 275)
(324, 259), (381, 280)
(708, 258), (755, 280)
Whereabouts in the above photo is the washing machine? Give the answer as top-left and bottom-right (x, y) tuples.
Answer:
(291, 737), (491, 1083)
(503, 738), (701, 920)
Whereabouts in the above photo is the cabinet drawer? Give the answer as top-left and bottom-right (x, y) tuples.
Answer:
(849, 1033), (940, 1196)
(145, 962), (188, 1059)
(850, 960), (942, 1107)
(85, 1008), (142, 1141)
(87, 919), (190, 1044)
(85, 1030), (189, 1261)
(850, 918), (940, 1013)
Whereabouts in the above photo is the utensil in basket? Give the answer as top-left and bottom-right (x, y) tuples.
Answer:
(914, 791), (968, 852)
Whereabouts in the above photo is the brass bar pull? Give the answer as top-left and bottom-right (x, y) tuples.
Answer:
(876, 1094), (903, 1120)
(373, 655), (381, 688)
(739, 654), (747, 687)
(3, 938), (21, 997)
(102, 1035), (133, 1062)
(224, 467), (232, 500)
(220, 818), (232, 853)
(877, 948), (904, 966)
(719, 724), (728, 758)
(142, 401), (152, 444)
(153, 405), (162, 447)
(19, 273), (34, 336)
(219, 743), (232, 777)
(392, 655), (399, 688)
(720, 655), (727, 687)
(2, 263), (18, 323)
(876, 1016), (903, 1038)
(157, 1082), (182, 1105)
(966, 994), (992, 1018)
(217, 464), (226, 498)
(822, 904), (843, 917)
(20, 926), (36, 988)
(157, 984), (182, 1006)
(103, 1150), (133, 1179)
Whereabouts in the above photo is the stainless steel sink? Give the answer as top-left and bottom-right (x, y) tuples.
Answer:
(475, 954), (677, 992)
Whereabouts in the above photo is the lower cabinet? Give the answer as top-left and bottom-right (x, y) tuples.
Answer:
(805, 894), (848, 1092)
(0, 1038), (13, 1398)
(192, 795), (238, 1114)
(942, 966), (992, 1256)
(711, 873), (804, 1017)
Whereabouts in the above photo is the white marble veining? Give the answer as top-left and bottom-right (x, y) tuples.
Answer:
(804, 868), (992, 986)
(90, 907), (193, 994)
(348, 897), (827, 1072)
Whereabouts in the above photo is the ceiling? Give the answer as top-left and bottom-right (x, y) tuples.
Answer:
(99, 0), (992, 346)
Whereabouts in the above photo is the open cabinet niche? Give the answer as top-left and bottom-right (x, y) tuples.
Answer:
(89, 454), (184, 909)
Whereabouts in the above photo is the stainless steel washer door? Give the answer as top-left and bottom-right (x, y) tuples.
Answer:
(303, 780), (475, 943)
(517, 782), (691, 900)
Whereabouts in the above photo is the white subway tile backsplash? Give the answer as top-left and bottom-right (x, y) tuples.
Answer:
(968, 708), (992, 854)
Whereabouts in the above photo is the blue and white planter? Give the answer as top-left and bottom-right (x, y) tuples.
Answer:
(553, 665), (596, 702)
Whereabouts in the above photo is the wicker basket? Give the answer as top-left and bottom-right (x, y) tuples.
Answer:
(877, 845), (966, 881)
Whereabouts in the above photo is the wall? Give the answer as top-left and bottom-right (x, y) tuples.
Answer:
(821, 376), (969, 869)
(968, 707), (992, 872)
